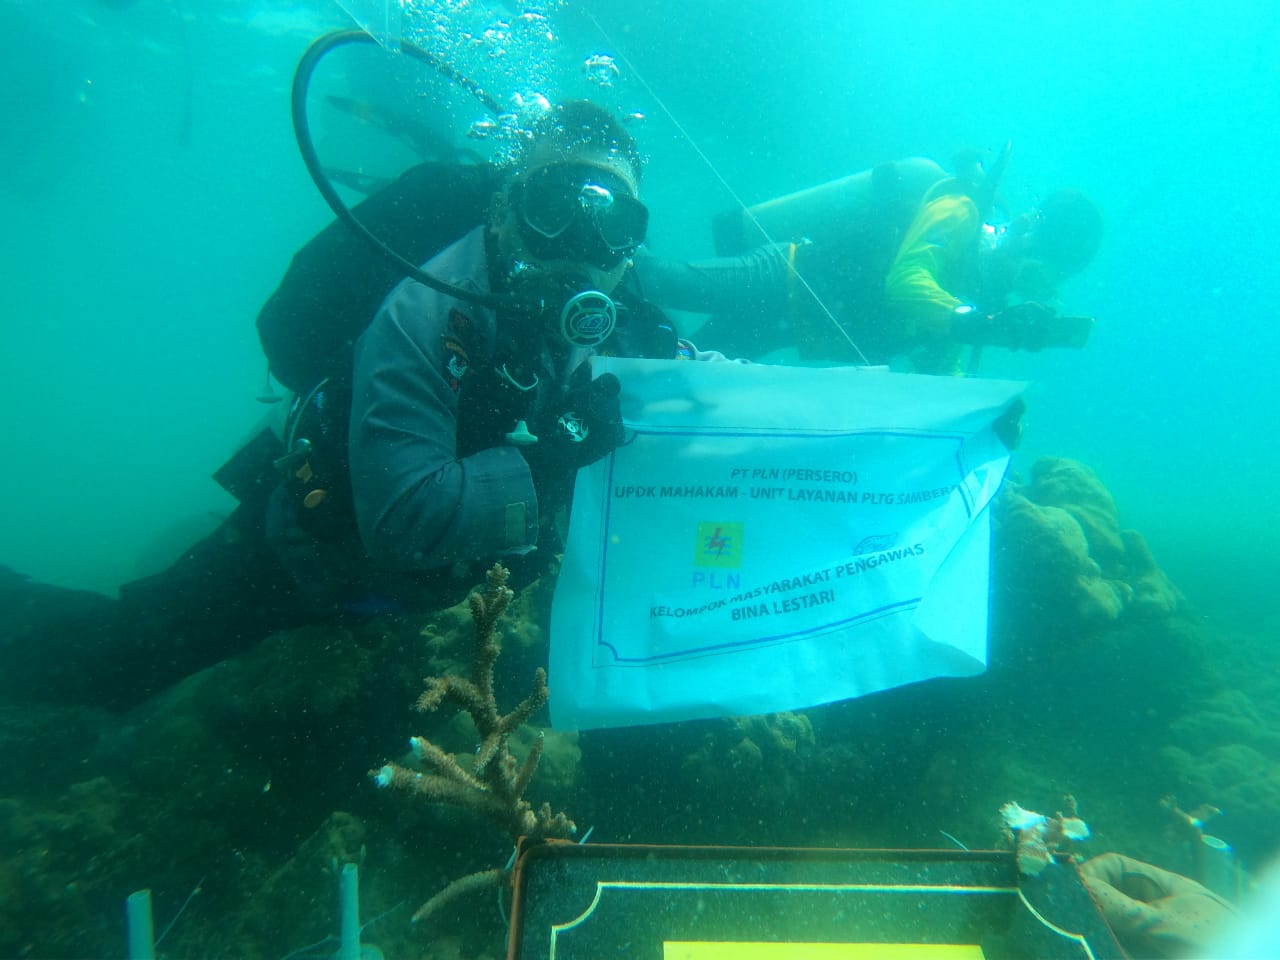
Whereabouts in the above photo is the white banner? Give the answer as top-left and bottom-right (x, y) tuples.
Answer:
(549, 359), (1023, 730)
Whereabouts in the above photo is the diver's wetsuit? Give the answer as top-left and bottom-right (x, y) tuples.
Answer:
(347, 224), (736, 576)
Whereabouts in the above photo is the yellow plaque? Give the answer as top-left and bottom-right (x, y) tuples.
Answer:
(663, 943), (985, 960)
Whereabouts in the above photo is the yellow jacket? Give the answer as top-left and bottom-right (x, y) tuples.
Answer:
(883, 192), (981, 372)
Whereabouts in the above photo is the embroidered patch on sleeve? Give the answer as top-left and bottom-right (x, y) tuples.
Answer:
(441, 335), (470, 392)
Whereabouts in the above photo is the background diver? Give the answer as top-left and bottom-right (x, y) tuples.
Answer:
(637, 147), (1104, 374)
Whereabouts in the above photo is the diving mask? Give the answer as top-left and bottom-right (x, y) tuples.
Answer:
(512, 163), (648, 270)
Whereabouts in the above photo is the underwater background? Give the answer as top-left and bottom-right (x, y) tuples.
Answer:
(3, 0), (1277, 630)
(2, 1), (1279, 957)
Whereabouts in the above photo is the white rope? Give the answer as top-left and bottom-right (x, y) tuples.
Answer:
(579, 6), (871, 364)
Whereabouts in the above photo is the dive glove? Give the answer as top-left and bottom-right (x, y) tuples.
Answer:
(520, 372), (625, 507)
(952, 302), (1057, 351)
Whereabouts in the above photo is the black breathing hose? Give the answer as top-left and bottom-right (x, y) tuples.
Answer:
(290, 29), (514, 309)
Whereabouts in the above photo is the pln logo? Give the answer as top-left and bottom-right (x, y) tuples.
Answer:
(695, 521), (743, 568)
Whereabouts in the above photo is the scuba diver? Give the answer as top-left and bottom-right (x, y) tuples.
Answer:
(638, 150), (1104, 374)
(0, 98), (731, 712)
(313, 98), (737, 597)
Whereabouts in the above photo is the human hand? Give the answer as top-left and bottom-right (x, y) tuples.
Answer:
(557, 371), (625, 468)
(953, 302), (1058, 351)
(1080, 852), (1235, 958)
(521, 373), (625, 507)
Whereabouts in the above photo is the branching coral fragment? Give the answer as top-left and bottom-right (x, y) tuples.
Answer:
(371, 564), (576, 927)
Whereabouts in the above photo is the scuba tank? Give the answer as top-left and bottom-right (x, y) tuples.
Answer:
(708, 158), (949, 363)
(712, 157), (948, 256)
(256, 161), (504, 394)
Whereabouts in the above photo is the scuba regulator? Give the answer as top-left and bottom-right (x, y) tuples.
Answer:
(290, 29), (626, 354)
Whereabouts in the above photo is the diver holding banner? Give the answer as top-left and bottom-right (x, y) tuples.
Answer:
(0, 27), (1053, 723)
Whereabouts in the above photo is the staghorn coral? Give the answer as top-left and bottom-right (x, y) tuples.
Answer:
(372, 564), (575, 925)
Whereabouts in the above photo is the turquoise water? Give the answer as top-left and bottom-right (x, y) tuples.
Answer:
(2, 1), (1278, 956)
(4, 0), (1275, 629)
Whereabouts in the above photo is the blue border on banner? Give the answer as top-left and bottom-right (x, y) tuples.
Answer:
(590, 426), (979, 667)
(594, 596), (923, 665)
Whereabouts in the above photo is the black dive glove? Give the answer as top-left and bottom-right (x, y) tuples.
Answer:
(952, 302), (1057, 351)
(520, 373), (625, 507)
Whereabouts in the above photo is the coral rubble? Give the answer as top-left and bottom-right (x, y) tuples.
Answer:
(1001, 795), (1090, 877)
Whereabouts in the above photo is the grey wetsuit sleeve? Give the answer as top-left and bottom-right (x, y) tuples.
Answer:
(631, 244), (793, 315)
(348, 282), (538, 571)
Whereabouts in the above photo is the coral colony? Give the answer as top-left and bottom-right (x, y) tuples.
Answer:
(372, 564), (576, 924)
(1001, 796), (1091, 877)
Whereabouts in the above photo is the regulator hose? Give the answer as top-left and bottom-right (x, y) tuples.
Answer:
(290, 29), (514, 309)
